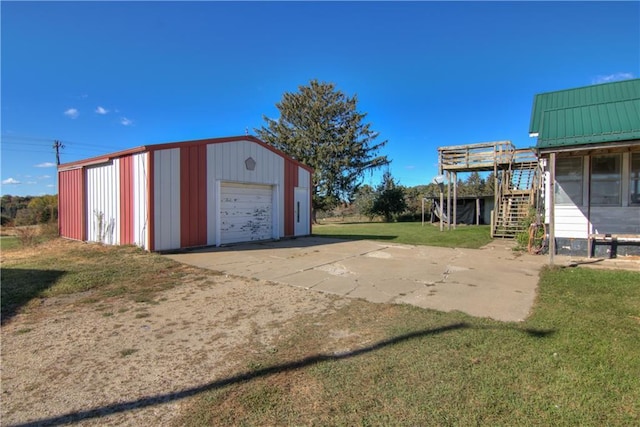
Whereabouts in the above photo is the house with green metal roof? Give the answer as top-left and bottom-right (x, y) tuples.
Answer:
(530, 78), (640, 259)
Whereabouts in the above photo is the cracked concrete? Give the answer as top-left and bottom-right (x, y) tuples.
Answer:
(166, 237), (554, 322)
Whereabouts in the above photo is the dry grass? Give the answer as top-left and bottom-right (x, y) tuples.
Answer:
(0, 238), (220, 323)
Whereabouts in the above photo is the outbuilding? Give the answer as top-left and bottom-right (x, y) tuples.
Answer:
(58, 135), (313, 251)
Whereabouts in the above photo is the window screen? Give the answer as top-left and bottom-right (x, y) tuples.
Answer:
(631, 152), (640, 205)
(555, 157), (583, 205)
(591, 154), (621, 206)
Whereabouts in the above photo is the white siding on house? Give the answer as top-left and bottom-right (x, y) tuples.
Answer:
(133, 152), (149, 249)
(554, 205), (589, 238)
(206, 140), (285, 245)
(86, 159), (120, 245)
(154, 148), (181, 251)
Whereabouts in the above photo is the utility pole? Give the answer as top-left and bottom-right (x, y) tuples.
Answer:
(53, 140), (65, 165)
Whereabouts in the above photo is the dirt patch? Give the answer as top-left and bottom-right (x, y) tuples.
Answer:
(1, 274), (349, 426)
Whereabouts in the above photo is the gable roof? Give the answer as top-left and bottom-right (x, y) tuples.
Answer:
(58, 135), (313, 173)
(529, 79), (640, 150)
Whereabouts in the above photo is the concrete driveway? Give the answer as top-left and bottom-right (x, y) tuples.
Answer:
(166, 237), (549, 322)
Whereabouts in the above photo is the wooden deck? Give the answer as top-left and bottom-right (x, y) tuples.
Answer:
(438, 141), (537, 172)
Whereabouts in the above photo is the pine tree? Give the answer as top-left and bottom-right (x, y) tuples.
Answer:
(369, 171), (407, 222)
(256, 80), (389, 220)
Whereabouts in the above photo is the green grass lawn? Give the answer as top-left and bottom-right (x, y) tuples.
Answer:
(313, 221), (493, 248)
(0, 235), (20, 251)
(180, 266), (640, 425)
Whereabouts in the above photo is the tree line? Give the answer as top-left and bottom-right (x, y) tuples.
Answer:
(1, 195), (58, 226)
(324, 171), (495, 222)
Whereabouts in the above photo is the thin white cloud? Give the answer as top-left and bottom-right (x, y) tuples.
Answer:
(35, 162), (56, 168)
(120, 117), (134, 126)
(592, 72), (635, 84)
(27, 181), (37, 185)
(47, 184), (55, 188)
(39, 175), (52, 179)
(64, 108), (79, 119)
(2, 177), (21, 185)
(95, 106), (109, 115)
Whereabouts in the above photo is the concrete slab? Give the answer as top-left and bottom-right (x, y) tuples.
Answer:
(166, 237), (556, 322)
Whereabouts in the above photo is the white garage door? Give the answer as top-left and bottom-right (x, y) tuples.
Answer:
(220, 183), (273, 245)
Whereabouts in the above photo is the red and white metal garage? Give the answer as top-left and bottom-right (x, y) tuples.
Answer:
(58, 136), (313, 251)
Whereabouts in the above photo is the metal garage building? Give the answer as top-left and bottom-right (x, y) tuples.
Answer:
(58, 135), (313, 251)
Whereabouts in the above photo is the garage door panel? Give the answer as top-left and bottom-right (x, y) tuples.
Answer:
(220, 183), (273, 244)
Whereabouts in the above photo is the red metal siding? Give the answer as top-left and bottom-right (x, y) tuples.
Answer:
(58, 168), (85, 241)
(180, 145), (207, 247)
(119, 156), (134, 244)
(284, 160), (299, 236)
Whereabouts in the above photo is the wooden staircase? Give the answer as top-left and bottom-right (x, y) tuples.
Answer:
(492, 150), (540, 238)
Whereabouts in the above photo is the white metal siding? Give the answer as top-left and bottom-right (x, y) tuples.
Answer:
(207, 140), (285, 245)
(133, 152), (149, 249)
(220, 183), (273, 244)
(86, 159), (120, 245)
(298, 166), (311, 188)
(154, 148), (181, 251)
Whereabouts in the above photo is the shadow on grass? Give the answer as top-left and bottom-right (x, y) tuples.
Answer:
(9, 322), (556, 427)
(1, 268), (66, 325)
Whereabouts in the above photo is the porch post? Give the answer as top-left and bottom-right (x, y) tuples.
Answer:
(452, 171), (457, 229)
(549, 152), (556, 266)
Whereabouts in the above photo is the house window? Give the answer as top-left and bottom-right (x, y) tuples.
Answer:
(631, 152), (640, 206)
(555, 157), (583, 205)
(591, 154), (621, 206)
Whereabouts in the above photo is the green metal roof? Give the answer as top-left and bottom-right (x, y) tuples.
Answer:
(529, 79), (640, 150)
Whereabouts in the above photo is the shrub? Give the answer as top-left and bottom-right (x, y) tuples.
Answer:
(14, 226), (39, 247)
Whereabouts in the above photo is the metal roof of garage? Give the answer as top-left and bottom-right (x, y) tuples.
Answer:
(529, 79), (640, 150)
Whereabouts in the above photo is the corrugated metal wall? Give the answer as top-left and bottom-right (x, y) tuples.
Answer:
(132, 152), (149, 249)
(180, 144), (207, 248)
(298, 166), (310, 188)
(153, 148), (181, 251)
(284, 161), (299, 236)
(58, 168), (85, 241)
(119, 155), (134, 244)
(86, 160), (121, 245)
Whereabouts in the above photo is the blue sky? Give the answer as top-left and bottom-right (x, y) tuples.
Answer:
(2, 1), (639, 197)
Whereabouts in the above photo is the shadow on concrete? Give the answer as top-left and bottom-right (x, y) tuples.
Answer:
(9, 322), (556, 427)
(163, 235), (393, 255)
(1, 268), (66, 325)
